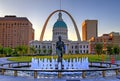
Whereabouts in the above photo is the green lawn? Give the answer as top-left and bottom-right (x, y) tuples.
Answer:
(7, 54), (112, 62)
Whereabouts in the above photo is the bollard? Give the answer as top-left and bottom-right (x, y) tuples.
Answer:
(18, 63), (20, 67)
(100, 63), (102, 67)
(27, 62), (29, 66)
(109, 64), (111, 68)
(1, 69), (5, 75)
(34, 71), (37, 78)
(8, 64), (10, 68)
(58, 72), (62, 78)
(116, 64), (119, 67)
(102, 71), (106, 77)
(14, 70), (17, 76)
(82, 71), (86, 78)
(115, 69), (119, 75)
(90, 62), (92, 66)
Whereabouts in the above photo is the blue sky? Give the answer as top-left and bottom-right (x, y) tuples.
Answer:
(0, 0), (120, 41)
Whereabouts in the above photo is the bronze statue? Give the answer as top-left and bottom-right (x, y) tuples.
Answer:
(56, 36), (65, 64)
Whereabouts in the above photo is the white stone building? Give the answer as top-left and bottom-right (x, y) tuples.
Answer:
(30, 12), (89, 54)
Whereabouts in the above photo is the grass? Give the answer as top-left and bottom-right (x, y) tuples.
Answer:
(7, 54), (109, 62)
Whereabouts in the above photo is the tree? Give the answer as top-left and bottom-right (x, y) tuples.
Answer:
(0, 45), (3, 54)
(43, 49), (47, 54)
(15, 46), (22, 55)
(119, 47), (120, 54)
(94, 43), (103, 55)
(30, 46), (35, 55)
(3, 47), (13, 56)
(48, 48), (52, 55)
(11, 49), (19, 56)
(106, 45), (113, 55)
(38, 49), (41, 54)
(21, 45), (28, 55)
(113, 45), (120, 55)
(15, 45), (28, 56)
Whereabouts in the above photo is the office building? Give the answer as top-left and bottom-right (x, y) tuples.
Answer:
(82, 20), (98, 41)
(0, 15), (34, 48)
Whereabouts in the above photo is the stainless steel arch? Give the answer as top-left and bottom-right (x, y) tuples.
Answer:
(40, 10), (81, 41)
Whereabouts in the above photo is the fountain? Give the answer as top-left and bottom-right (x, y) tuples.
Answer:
(30, 57), (89, 70)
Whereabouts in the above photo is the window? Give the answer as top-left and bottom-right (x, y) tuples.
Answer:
(86, 45), (88, 48)
(80, 45), (82, 48)
(36, 45), (37, 48)
(3, 23), (5, 26)
(72, 46), (73, 49)
(42, 46), (46, 49)
(26, 23), (28, 25)
(83, 45), (85, 48)
(72, 50), (73, 53)
(86, 50), (88, 53)
(75, 46), (78, 49)
(11, 24), (13, 26)
(80, 50), (82, 53)
(84, 50), (85, 53)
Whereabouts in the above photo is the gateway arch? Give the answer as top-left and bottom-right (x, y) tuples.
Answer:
(40, 10), (81, 41)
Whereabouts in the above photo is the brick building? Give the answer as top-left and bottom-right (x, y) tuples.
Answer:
(89, 32), (120, 54)
(0, 15), (34, 48)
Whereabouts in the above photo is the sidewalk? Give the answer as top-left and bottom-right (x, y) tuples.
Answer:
(0, 57), (120, 81)
(0, 75), (120, 81)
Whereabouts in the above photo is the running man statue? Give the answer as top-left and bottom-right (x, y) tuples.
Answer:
(56, 36), (65, 65)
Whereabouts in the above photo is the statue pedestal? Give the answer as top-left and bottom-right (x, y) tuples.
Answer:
(58, 62), (62, 70)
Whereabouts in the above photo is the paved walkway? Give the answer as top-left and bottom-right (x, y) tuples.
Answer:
(0, 57), (120, 81)
(0, 75), (120, 81)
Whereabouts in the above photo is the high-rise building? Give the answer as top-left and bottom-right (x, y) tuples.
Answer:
(82, 20), (98, 41)
(0, 15), (34, 48)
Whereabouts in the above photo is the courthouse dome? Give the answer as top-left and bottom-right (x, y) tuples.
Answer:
(53, 12), (67, 28)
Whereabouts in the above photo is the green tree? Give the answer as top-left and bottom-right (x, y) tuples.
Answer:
(15, 45), (28, 56)
(94, 43), (103, 55)
(3, 47), (13, 56)
(11, 49), (18, 56)
(15, 46), (22, 55)
(22, 45), (28, 55)
(0, 45), (3, 54)
(113, 45), (120, 55)
(119, 47), (120, 54)
(48, 48), (52, 55)
(38, 49), (41, 54)
(30, 46), (35, 55)
(106, 45), (113, 55)
(43, 49), (47, 54)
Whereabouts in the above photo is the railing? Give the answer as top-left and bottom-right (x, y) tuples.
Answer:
(0, 62), (30, 68)
(90, 62), (119, 68)
(0, 62), (120, 78)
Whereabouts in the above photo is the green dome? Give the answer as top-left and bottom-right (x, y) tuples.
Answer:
(53, 12), (67, 28)
(53, 20), (67, 28)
